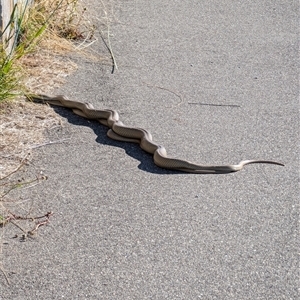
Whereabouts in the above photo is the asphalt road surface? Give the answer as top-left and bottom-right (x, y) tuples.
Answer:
(2, 1), (298, 299)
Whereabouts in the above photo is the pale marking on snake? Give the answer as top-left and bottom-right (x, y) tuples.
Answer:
(28, 95), (284, 174)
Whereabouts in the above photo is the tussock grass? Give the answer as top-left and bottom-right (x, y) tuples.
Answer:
(0, 0), (95, 101)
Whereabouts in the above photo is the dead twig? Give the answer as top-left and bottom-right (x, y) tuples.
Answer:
(4, 211), (53, 241)
(0, 265), (10, 285)
(7, 211), (53, 222)
(0, 153), (30, 181)
(143, 81), (184, 107)
(99, 1), (118, 73)
(30, 138), (70, 149)
(0, 175), (47, 199)
(30, 215), (52, 234)
(188, 102), (240, 108)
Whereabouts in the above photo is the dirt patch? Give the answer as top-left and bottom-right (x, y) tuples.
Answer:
(0, 98), (63, 178)
(21, 52), (78, 93)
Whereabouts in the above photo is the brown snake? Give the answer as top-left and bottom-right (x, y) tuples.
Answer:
(28, 94), (284, 174)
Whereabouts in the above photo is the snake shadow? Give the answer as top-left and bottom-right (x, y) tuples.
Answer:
(51, 106), (185, 175)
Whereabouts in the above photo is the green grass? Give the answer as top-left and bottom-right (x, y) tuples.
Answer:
(0, 0), (90, 103)
(0, 1), (48, 101)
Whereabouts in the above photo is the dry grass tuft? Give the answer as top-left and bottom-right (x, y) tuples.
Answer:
(18, 0), (95, 94)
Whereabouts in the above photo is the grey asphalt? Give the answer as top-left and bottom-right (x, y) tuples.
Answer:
(2, 1), (298, 299)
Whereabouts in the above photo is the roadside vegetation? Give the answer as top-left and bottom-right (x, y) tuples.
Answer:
(0, 0), (95, 102)
(0, 0), (96, 284)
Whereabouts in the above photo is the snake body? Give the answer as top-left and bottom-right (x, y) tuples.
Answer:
(29, 95), (284, 174)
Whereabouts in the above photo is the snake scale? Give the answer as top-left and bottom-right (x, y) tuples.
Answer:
(28, 95), (284, 174)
